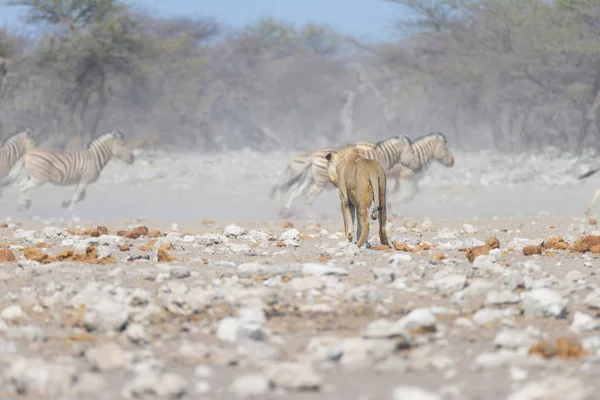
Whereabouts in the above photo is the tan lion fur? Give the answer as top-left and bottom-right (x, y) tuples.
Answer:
(325, 145), (389, 248)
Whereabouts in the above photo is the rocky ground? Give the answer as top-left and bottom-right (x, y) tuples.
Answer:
(0, 148), (600, 399)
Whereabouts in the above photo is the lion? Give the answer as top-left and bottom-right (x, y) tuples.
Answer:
(325, 145), (389, 248)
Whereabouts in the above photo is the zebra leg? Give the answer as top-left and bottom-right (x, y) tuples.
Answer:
(280, 173), (312, 217)
(305, 181), (327, 219)
(398, 179), (418, 204)
(17, 178), (38, 211)
(62, 183), (87, 211)
(391, 176), (401, 194)
(585, 188), (600, 216)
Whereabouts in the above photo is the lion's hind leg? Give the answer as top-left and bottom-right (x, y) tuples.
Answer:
(356, 205), (370, 248)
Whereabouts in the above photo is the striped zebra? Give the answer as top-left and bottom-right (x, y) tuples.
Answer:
(17, 129), (134, 212)
(275, 135), (418, 218)
(386, 132), (455, 208)
(0, 128), (37, 195)
(269, 148), (335, 202)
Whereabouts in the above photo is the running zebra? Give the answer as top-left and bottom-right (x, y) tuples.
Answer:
(17, 129), (134, 212)
(274, 135), (418, 217)
(0, 128), (37, 195)
(269, 148), (335, 202)
(386, 132), (455, 207)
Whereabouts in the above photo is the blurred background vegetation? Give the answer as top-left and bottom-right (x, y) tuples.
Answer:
(1, 0), (600, 152)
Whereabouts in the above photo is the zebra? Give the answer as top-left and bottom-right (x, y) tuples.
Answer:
(274, 135), (418, 218)
(385, 132), (455, 210)
(0, 128), (37, 195)
(17, 129), (134, 212)
(269, 148), (335, 203)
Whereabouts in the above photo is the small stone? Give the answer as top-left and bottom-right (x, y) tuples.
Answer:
(217, 317), (240, 342)
(124, 323), (148, 345)
(86, 342), (125, 371)
(83, 297), (129, 333)
(584, 290), (600, 309)
(463, 224), (477, 233)
(472, 308), (520, 325)
(267, 362), (322, 391)
(521, 288), (567, 318)
(437, 228), (457, 239)
(229, 374), (270, 398)
(393, 386), (442, 400)
(179, 341), (210, 361)
(485, 290), (521, 305)
(1, 305), (24, 321)
(494, 329), (536, 350)
(170, 265), (191, 279)
(302, 263), (348, 276)
(425, 274), (466, 294)
(279, 229), (300, 241)
(195, 380), (211, 395)
(506, 376), (589, 400)
(194, 364), (213, 378)
(569, 311), (600, 333)
(224, 224), (247, 237)
(394, 308), (436, 332)
(509, 366), (528, 382)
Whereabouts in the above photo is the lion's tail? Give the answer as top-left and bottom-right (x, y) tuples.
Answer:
(369, 167), (386, 221)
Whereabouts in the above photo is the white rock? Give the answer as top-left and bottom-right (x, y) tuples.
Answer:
(3, 357), (77, 396)
(509, 366), (528, 382)
(42, 226), (67, 238)
(463, 224), (478, 233)
(363, 319), (410, 340)
(170, 265), (191, 279)
(393, 386), (442, 400)
(124, 323), (148, 345)
(122, 372), (188, 399)
(1, 305), (24, 321)
(394, 308), (436, 332)
(195, 380), (211, 395)
(266, 362), (322, 391)
(485, 290), (521, 305)
(472, 308), (520, 325)
(521, 288), (567, 318)
(83, 297), (129, 333)
(569, 311), (600, 333)
(229, 243), (251, 254)
(217, 317), (240, 342)
(179, 341), (210, 361)
(229, 374), (270, 398)
(437, 227), (457, 239)
(389, 253), (412, 267)
(425, 274), (466, 294)
(74, 372), (107, 395)
(494, 329), (536, 350)
(224, 224), (247, 237)
(302, 263), (348, 276)
(507, 376), (589, 400)
(279, 229), (300, 241)
(194, 364), (213, 378)
(584, 289), (600, 309)
(566, 270), (586, 282)
(86, 342), (125, 371)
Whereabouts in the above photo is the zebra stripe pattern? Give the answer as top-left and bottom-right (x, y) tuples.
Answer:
(386, 132), (455, 204)
(275, 135), (416, 217)
(0, 128), (36, 192)
(18, 129), (134, 212)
